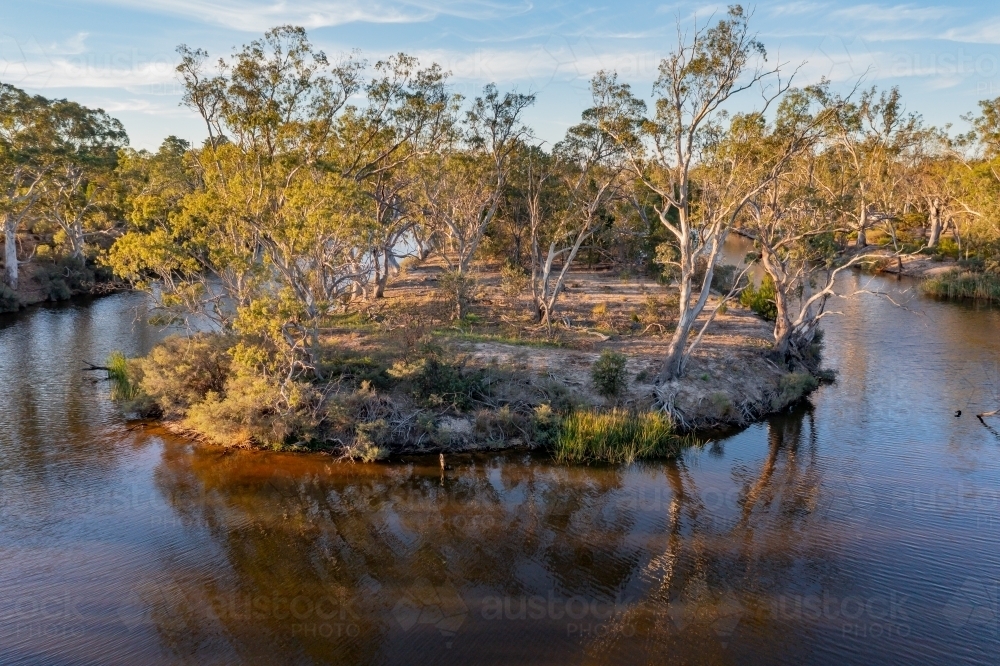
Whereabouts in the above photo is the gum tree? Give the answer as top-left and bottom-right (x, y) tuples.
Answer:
(599, 6), (791, 379)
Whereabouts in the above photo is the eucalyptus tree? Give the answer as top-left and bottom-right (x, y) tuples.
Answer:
(733, 87), (863, 362)
(0, 84), (47, 289)
(823, 86), (922, 248)
(39, 100), (128, 260)
(530, 80), (630, 336)
(1, 84), (127, 287)
(334, 54), (459, 299)
(598, 6), (797, 380)
(951, 97), (1000, 257)
(111, 26), (365, 375)
(419, 84), (534, 318)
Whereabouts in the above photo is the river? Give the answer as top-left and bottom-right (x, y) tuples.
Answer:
(1, 273), (999, 665)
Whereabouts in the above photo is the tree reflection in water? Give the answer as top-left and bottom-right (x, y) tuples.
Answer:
(142, 406), (853, 665)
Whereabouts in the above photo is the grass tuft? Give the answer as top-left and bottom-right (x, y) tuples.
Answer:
(107, 350), (141, 401)
(552, 409), (684, 464)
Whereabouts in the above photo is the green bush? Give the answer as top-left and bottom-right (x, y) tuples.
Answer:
(499, 261), (528, 301)
(531, 404), (562, 448)
(591, 350), (628, 398)
(183, 370), (322, 449)
(771, 372), (819, 410)
(387, 355), (486, 410)
(553, 409), (682, 464)
(740, 274), (778, 321)
(137, 334), (232, 416)
(35, 257), (96, 302)
(711, 264), (738, 293)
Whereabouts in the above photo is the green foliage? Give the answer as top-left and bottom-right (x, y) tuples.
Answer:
(935, 237), (961, 259)
(387, 355), (487, 410)
(711, 264), (738, 293)
(772, 372), (819, 411)
(136, 334), (232, 416)
(499, 261), (528, 302)
(438, 270), (477, 320)
(553, 409), (682, 464)
(35, 257), (96, 301)
(183, 369), (322, 449)
(343, 420), (390, 462)
(531, 404), (562, 448)
(921, 269), (1000, 303)
(106, 351), (140, 401)
(325, 355), (391, 390)
(740, 274), (778, 321)
(591, 350), (628, 398)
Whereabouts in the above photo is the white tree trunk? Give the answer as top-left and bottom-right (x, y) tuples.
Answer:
(927, 199), (942, 248)
(856, 205), (868, 248)
(3, 215), (18, 290)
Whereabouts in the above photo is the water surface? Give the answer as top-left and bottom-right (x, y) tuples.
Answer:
(1, 280), (999, 665)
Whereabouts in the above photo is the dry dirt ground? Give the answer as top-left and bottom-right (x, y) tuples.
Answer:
(329, 258), (808, 435)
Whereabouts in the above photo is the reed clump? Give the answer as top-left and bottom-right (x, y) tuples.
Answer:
(921, 269), (1000, 303)
(107, 351), (141, 401)
(552, 409), (684, 464)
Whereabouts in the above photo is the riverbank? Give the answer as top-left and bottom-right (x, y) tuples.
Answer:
(1, 258), (120, 313)
(858, 247), (1000, 303)
(118, 261), (822, 461)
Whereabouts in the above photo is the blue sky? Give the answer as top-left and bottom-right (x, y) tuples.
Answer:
(2, 1), (1000, 149)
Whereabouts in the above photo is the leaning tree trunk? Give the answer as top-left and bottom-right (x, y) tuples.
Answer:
(659, 271), (695, 381)
(3, 215), (18, 290)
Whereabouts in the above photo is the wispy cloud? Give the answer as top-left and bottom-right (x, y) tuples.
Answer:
(943, 17), (1000, 44)
(829, 3), (952, 23)
(87, 0), (533, 31)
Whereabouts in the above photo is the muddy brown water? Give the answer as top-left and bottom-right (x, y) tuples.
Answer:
(1, 273), (1000, 665)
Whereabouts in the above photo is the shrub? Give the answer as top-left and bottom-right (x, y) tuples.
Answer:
(553, 409), (682, 464)
(137, 334), (232, 416)
(531, 404), (562, 448)
(183, 370), (322, 449)
(387, 355), (486, 410)
(591, 350), (628, 398)
(474, 405), (528, 443)
(771, 372), (819, 411)
(438, 270), (476, 319)
(34, 257), (97, 302)
(499, 261), (528, 302)
(740, 274), (778, 321)
(343, 419), (390, 462)
(711, 264), (738, 293)
(0, 283), (19, 313)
